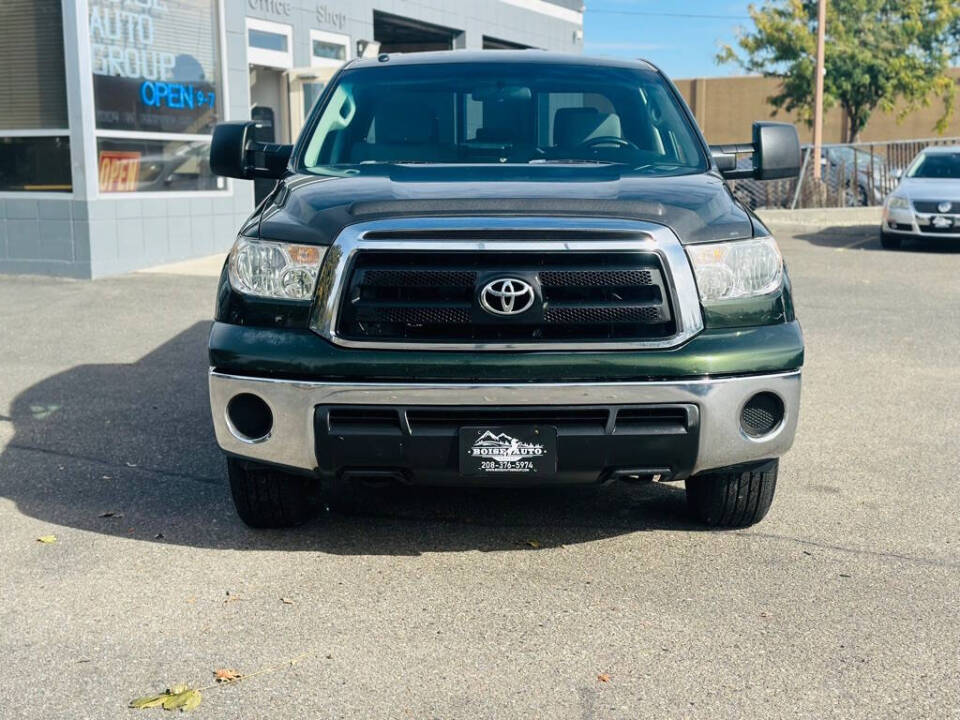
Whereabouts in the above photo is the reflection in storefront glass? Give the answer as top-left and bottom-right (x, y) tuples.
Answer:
(0, 137), (72, 192)
(312, 40), (345, 60)
(88, 0), (222, 135)
(97, 138), (222, 193)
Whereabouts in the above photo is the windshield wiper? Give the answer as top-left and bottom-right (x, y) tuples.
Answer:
(528, 158), (623, 165)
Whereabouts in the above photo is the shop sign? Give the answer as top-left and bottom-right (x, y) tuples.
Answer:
(316, 4), (346, 29)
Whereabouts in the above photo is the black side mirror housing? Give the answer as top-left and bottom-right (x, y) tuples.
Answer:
(711, 121), (802, 181)
(753, 122), (802, 180)
(209, 121), (292, 180)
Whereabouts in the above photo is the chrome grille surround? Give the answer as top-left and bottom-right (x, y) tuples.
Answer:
(309, 217), (705, 351)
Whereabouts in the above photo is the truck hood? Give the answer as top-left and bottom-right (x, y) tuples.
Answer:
(256, 164), (754, 246)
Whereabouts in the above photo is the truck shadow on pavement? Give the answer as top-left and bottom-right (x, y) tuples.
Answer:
(788, 223), (960, 252)
(0, 322), (701, 555)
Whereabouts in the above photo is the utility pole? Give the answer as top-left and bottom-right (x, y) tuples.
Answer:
(812, 0), (827, 180)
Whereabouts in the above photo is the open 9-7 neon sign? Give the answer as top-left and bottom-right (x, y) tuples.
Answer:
(140, 81), (216, 111)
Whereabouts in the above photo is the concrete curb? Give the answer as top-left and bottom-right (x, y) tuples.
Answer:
(756, 207), (882, 227)
(137, 254), (226, 277)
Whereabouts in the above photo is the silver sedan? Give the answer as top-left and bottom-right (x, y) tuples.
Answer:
(881, 145), (960, 248)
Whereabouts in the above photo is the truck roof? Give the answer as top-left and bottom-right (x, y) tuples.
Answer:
(347, 50), (658, 73)
(918, 145), (960, 154)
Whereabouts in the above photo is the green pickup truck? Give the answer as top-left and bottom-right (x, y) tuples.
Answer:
(207, 51), (803, 529)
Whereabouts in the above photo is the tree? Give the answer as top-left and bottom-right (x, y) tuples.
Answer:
(718, 0), (960, 142)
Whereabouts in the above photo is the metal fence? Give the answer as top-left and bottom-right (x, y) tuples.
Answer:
(728, 137), (960, 210)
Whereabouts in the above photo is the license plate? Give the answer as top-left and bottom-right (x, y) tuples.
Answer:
(459, 426), (558, 477)
(932, 215), (953, 228)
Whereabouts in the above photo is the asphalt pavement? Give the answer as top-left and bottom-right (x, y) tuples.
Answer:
(0, 223), (958, 719)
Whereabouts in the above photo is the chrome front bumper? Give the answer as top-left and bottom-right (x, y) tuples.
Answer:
(209, 369), (801, 477)
(883, 207), (960, 238)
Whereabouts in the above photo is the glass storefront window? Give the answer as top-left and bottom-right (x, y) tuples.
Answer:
(312, 40), (345, 61)
(1, 0), (68, 131)
(310, 29), (349, 68)
(0, 137), (72, 192)
(0, 0), (71, 192)
(96, 137), (223, 193)
(88, 0), (223, 135)
(249, 29), (288, 53)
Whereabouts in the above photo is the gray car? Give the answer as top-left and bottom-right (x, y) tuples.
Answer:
(881, 145), (960, 248)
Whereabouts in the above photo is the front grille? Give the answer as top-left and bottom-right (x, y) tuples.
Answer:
(337, 250), (675, 343)
(913, 200), (958, 213)
(918, 226), (960, 234)
(323, 405), (693, 436)
(406, 407), (610, 434)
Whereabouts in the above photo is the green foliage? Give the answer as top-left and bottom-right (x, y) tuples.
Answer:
(718, 0), (960, 141)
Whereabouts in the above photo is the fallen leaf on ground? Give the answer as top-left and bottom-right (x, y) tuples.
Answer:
(525, 540), (541, 549)
(36, 535), (57, 544)
(98, 511), (123, 518)
(130, 685), (201, 711)
(163, 688), (201, 711)
(125, 462), (138, 468)
(280, 597), (294, 605)
(129, 695), (166, 709)
(597, 673), (611, 683)
(214, 668), (242, 683)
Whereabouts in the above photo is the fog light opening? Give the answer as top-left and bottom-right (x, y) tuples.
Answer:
(226, 393), (273, 442)
(740, 392), (785, 438)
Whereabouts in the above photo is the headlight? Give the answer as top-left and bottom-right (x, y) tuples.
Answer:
(886, 195), (909, 209)
(228, 237), (325, 300)
(686, 236), (783, 303)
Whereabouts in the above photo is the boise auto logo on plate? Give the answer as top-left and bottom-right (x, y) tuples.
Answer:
(479, 278), (535, 316)
(470, 431), (545, 462)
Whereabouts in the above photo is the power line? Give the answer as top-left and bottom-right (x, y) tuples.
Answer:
(587, 8), (752, 21)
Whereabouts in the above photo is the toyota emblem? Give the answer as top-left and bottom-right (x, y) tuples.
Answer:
(479, 278), (535, 316)
(937, 201), (952, 213)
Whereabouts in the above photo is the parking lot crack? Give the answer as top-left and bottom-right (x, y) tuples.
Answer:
(738, 531), (960, 571)
(5, 442), (222, 486)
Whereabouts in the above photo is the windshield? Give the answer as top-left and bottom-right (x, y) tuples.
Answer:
(299, 62), (707, 175)
(908, 151), (960, 179)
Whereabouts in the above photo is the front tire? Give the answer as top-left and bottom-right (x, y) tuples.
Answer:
(880, 230), (902, 250)
(685, 460), (778, 528)
(227, 458), (319, 528)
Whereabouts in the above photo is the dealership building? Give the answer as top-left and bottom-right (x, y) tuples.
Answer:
(0, 0), (583, 278)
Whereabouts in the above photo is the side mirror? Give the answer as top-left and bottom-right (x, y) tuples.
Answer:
(710, 121), (802, 181)
(209, 121), (292, 180)
(753, 122), (802, 180)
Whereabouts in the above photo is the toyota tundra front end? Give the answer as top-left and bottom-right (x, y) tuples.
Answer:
(206, 51), (804, 529)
